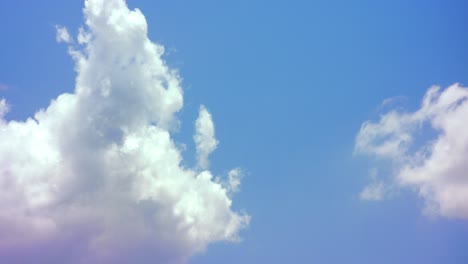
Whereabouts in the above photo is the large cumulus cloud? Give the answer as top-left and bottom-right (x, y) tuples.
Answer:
(355, 83), (468, 219)
(0, 0), (249, 263)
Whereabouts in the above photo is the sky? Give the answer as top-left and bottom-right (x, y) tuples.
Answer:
(0, 0), (468, 263)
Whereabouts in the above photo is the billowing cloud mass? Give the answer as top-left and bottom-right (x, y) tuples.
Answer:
(355, 83), (468, 219)
(0, 0), (249, 263)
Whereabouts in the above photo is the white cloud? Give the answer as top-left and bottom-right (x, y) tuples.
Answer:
(0, 98), (8, 119)
(194, 105), (219, 169)
(359, 168), (386, 201)
(0, 0), (249, 263)
(360, 182), (385, 201)
(227, 168), (243, 194)
(55, 25), (72, 43)
(355, 83), (468, 219)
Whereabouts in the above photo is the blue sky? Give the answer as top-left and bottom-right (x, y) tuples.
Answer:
(0, 0), (468, 263)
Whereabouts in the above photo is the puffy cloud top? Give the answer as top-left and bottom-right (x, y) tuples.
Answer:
(0, 0), (249, 263)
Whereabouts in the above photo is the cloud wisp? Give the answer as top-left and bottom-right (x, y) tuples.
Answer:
(194, 105), (219, 170)
(355, 83), (468, 219)
(55, 25), (72, 44)
(0, 1), (249, 263)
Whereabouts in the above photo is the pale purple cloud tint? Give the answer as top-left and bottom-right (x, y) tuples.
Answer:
(0, 83), (8, 91)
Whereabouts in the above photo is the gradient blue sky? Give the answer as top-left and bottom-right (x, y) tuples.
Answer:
(1, 0), (468, 263)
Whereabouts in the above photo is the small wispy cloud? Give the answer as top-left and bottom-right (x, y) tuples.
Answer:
(359, 168), (387, 201)
(360, 182), (385, 201)
(194, 105), (219, 170)
(55, 25), (72, 43)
